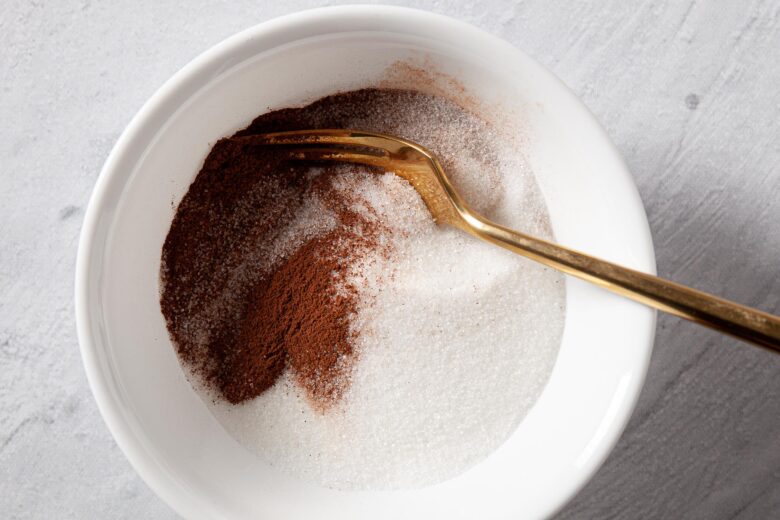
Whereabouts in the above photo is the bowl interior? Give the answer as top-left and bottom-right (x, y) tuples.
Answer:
(78, 8), (655, 520)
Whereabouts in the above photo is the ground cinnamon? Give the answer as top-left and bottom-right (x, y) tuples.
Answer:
(220, 174), (384, 407)
(160, 90), (409, 410)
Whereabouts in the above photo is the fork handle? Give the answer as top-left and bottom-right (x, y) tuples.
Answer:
(464, 215), (780, 353)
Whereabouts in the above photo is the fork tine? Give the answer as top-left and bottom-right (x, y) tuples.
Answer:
(281, 147), (392, 170)
(242, 130), (431, 158)
(242, 131), (375, 147)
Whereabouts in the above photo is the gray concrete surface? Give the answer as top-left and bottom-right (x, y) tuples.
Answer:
(1, 1), (778, 518)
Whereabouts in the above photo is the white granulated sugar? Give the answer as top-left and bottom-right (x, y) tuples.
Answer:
(198, 89), (566, 490)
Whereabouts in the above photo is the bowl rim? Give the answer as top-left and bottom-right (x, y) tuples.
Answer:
(75, 5), (656, 519)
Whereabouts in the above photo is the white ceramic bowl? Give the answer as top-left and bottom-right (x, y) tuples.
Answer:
(76, 6), (655, 519)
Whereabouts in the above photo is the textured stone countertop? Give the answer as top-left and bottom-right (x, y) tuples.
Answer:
(1, 1), (778, 518)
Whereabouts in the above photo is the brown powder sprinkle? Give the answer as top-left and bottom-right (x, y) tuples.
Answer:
(161, 160), (386, 410)
(221, 172), (387, 408)
(161, 90), (411, 411)
(160, 87), (497, 411)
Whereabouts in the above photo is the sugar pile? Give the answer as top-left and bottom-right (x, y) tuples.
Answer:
(178, 88), (566, 489)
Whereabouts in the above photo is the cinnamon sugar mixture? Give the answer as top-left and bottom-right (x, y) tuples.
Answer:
(161, 155), (389, 409)
(160, 88), (566, 489)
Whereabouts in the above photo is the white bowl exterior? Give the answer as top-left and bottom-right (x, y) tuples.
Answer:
(76, 6), (655, 520)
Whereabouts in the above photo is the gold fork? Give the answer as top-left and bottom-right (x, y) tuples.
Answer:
(245, 129), (780, 353)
